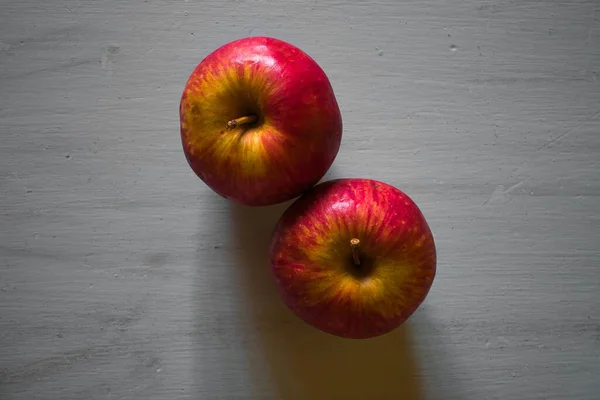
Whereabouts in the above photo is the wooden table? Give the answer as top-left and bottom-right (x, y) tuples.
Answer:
(1, 0), (599, 399)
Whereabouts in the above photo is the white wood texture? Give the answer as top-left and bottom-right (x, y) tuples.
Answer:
(1, 0), (599, 399)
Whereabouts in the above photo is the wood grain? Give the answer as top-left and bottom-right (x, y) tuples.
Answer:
(1, 0), (599, 399)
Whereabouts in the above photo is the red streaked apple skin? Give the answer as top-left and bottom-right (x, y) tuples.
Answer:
(179, 36), (343, 206)
(269, 178), (437, 339)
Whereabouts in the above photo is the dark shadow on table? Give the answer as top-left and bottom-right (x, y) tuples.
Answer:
(409, 305), (467, 400)
(229, 201), (424, 400)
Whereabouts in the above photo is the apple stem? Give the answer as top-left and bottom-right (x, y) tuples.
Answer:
(350, 238), (361, 266)
(226, 115), (258, 130)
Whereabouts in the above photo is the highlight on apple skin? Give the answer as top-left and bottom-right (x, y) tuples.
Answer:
(179, 36), (343, 206)
(269, 178), (437, 339)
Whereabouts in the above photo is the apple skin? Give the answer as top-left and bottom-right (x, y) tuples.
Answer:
(269, 178), (437, 339)
(179, 36), (343, 206)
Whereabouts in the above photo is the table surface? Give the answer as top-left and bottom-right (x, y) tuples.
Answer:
(1, 0), (599, 399)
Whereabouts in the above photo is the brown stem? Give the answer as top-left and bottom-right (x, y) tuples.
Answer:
(226, 115), (258, 130)
(350, 238), (361, 266)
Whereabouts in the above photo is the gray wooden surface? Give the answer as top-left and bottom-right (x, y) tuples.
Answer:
(1, 0), (599, 399)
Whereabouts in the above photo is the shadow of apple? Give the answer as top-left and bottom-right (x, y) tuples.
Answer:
(229, 201), (424, 400)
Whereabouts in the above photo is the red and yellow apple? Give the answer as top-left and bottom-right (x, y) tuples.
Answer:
(269, 178), (437, 339)
(179, 36), (343, 206)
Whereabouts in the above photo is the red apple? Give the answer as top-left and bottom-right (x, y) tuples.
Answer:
(179, 36), (343, 206)
(269, 178), (437, 339)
